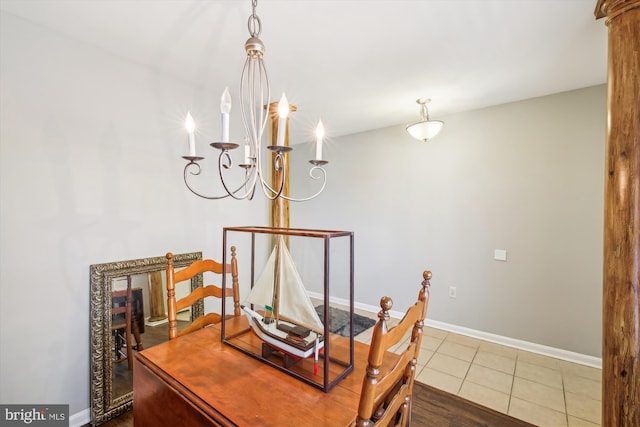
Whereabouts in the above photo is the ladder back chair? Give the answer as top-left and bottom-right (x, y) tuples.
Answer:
(111, 275), (142, 370)
(166, 247), (240, 340)
(354, 270), (432, 427)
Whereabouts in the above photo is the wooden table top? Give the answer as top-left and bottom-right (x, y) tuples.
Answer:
(135, 318), (374, 426)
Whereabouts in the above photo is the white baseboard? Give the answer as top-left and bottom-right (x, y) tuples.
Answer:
(424, 318), (602, 369)
(70, 408), (90, 427)
(313, 293), (602, 369)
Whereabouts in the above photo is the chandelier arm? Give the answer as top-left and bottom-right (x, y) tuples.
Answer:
(239, 60), (250, 142)
(257, 178), (281, 201)
(216, 151), (256, 200)
(256, 152), (287, 200)
(245, 161), (259, 200)
(250, 61), (258, 142)
(182, 161), (231, 200)
(247, 57), (269, 154)
(246, 166), (257, 200)
(240, 59), (255, 150)
(240, 58), (266, 150)
(239, 44), (273, 200)
(279, 165), (327, 202)
(259, 61), (270, 135)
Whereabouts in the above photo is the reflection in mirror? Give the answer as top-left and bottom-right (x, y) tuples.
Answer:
(90, 252), (202, 426)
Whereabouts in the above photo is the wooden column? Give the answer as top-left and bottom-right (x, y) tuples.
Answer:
(147, 271), (167, 322)
(595, 1), (640, 426)
(268, 101), (296, 231)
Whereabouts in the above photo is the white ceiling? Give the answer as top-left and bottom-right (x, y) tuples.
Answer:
(0, 0), (607, 143)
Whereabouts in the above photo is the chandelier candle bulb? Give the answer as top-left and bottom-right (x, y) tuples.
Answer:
(315, 120), (324, 160)
(185, 112), (196, 156)
(244, 144), (250, 164)
(276, 93), (289, 146)
(220, 87), (231, 143)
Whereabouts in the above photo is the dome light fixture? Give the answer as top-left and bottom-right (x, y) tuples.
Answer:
(406, 98), (444, 142)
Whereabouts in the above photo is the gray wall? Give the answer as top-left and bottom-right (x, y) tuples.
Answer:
(291, 85), (606, 358)
(0, 12), (265, 414)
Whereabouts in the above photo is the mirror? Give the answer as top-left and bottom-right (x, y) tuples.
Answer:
(89, 252), (202, 426)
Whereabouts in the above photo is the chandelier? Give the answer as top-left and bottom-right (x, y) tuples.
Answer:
(180, 0), (328, 201)
(406, 98), (444, 142)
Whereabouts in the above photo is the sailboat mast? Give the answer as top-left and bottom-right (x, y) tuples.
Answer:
(272, 237), (282, 325)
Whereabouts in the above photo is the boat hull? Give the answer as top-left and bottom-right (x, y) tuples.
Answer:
(241, 306), (324, 359)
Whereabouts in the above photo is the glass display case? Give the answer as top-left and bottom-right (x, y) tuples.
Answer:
(221, 226), (354, 392)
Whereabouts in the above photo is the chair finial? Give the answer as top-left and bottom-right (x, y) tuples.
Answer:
(378, 296), (393, 321)
(422, 270), (432, 287)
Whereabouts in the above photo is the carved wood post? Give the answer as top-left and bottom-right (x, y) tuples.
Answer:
(268, 100), (296, 237)
(595, 1), (640, 426)
(147, 270), (167, 322)
(166, 253), (179, 340)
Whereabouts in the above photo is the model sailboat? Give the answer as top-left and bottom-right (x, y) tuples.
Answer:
(241, 235), (325, 364)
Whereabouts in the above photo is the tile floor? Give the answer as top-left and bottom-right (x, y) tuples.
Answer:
(354, 317), (602, 427)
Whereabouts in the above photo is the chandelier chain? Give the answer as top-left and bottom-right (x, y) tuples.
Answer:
(248, 0), (262, 37)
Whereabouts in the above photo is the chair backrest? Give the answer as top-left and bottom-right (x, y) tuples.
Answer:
(111, 275), (133, 329)
(354, 270), (432, 427)
(166, 247), (240, 340)
(111, 275), (134, 370)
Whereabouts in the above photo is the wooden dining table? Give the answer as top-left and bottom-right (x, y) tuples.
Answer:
(133, 316), (376, 427)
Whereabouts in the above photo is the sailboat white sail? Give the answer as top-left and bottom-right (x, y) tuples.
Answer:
(242, 235), (325, 360)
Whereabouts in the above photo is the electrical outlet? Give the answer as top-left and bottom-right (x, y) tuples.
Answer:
(449, 286), (457, 299)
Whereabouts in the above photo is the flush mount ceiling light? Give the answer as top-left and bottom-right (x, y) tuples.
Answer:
(406, 98), (444, 142)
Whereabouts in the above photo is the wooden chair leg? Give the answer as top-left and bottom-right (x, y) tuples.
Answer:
(132, 320), (143, 351)
(113, 329), (124, 362)
(404, 402), (411, 427)
(125, 324), (133, 371)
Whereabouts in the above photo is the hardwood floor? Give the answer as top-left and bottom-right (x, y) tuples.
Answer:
(88, 412), (132, 427)
(91, 381), (533, 427)
(112, 319), (187, 398)
(411, 382), (535, 427)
